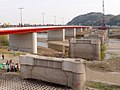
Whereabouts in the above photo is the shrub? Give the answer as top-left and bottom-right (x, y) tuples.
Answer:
(101, 44), (106, 60)
(0, 35), (9, 46)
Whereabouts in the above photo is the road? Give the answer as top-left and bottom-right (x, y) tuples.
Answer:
(86, 68), (120, 85)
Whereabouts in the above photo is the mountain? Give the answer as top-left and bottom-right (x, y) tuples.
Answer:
(67, 12), (120, 26)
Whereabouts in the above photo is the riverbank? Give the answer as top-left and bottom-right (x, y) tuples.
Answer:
(0, 47), (120, 90)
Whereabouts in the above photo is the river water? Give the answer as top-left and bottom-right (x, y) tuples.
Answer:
(106, 39), (120, 59)
(37, 33), (120, 59)
(37, 33), (48, 48)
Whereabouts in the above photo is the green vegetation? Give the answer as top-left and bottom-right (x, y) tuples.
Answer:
(0, 35), (9, 46)
(87, 81), (120, 90)
(0, 50), (26, 56)
(67, 12), (120, 26)
(101, 44), (106, 60)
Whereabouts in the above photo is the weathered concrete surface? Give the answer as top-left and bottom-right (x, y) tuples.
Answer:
(9, 32), (37, 53)
(69, 38), (101, 60)
(84, 34), (104, 45)
(76, 28), (83, 33)
(65, 28), (76, 38)
(19, 54), (86, 90)
(94, 30), (108, 44)
(48, 29), (65, 41)
(84, 30), (108, 45)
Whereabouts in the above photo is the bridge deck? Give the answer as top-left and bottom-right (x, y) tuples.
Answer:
(0, 26), (89, 35)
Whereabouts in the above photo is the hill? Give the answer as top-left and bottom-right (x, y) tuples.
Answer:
(67, 12), (120, 26)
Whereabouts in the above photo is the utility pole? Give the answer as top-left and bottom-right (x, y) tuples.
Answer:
(54, 16), (56, 25)
(62, 17), (64, 25)
(102, 0), (105, 26)
(98, 0), (107, 30)
(42, 13), (45, 25)
(18, 7), (24, 27)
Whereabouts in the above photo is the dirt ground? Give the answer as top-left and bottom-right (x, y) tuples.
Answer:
(0, 45), (120, 73)
(86, 57), (120, 72)
(37, 46), (63, 57)
(0, 29), (120, 89)
(0, 47), (120, 83)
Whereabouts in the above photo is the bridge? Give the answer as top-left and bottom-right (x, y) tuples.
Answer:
(0, 26), (90, 53)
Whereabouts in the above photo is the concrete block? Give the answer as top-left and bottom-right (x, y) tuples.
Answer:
(73, 73), (86, 90)
(20, 54), (86, 90)
(84, 34), (104, 45)
(62, 60), (85, 73)
(19, 55), (34, 65)
(31, 66), (70, 86)
(69, 38), (101, 60)
(94, 30), (108, 43)
(19, 55), (26, 65)
(20, 65), (32, 78)
(91, 39), (101, 44)
(69, 38), (76, 43)
(53, 61), (62, 69)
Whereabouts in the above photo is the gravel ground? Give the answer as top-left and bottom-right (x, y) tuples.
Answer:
(0, 72), (72, 90)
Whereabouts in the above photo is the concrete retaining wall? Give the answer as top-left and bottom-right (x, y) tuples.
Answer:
(19, 54), (86, 90)
(69, 38), (101, 60)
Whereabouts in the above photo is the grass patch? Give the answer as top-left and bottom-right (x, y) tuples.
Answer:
(101, 44), (106, 60)
(87, 81), (120, 90)
(0, 35), (9, 46)
(0, 48), (26, 56)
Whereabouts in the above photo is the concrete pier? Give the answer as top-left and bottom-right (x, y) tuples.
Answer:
(32, 32), (37, 53)
(9, 32), (37, 53)
(76, 28), (83, 33)
(20, 54), (86, 90)
(84, 34), (104, 45)
(83, 27), (88, 31)
(69, 38), (101, 60)
(48, 29), (65, 41)
(94, 30), (108, 43)
(65, 28), (76, 38)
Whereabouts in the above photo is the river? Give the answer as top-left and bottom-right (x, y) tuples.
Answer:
(37, 33), (48, 48)
(37, 33), (120, 59)
(106, 39), (120, 59)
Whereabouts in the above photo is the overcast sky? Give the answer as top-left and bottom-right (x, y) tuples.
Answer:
(0, 0), (120, 25)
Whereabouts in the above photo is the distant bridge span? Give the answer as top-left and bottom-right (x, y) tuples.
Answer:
(0, 26), (89, 35)
(0, 26), (90, 53)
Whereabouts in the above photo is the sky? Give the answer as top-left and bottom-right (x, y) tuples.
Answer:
(0, 0), (120, 25)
